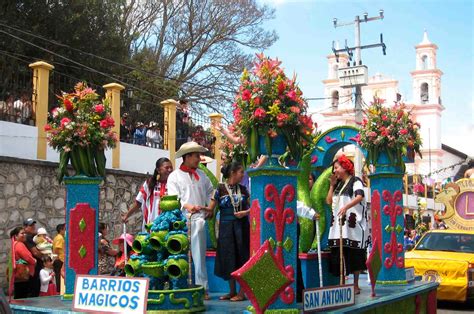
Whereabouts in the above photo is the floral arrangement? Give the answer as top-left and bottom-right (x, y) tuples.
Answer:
(232, 53), (314, 162)
(220, 123), (249, 166)
(358, 98), (422, 166)
(45, 82), (118, 181)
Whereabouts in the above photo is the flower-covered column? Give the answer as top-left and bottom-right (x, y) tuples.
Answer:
(369, 152), (406, 284)
(235, 166), (299, 313)
(63, 176), (102, 298)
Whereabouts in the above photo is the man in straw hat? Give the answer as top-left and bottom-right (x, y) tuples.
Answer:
(167, 141), (214, 299)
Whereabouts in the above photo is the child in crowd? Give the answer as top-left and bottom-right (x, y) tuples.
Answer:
(111, 234), (135, 277)
(39, 255), (57, 296)
(33, 228), (53, 256)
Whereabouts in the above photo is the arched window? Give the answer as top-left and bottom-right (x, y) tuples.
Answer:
(420, 83), (429, 104)
(332, 64), (339, 79)
(421, 55), (428, 70)
(331, 90), (339, 108)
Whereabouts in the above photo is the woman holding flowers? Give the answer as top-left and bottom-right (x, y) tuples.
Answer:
(326, 155), (368, 294)
(207, 161), (250, 302)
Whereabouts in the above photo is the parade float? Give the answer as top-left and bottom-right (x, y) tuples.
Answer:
(9, 59), (439, 314)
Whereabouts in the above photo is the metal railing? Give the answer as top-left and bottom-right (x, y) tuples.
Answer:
(0, 65), (35, 125)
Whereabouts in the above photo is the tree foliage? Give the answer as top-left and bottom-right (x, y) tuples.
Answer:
(0, 0), (277, 122)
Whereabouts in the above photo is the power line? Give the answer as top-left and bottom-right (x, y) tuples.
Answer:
(1, 22), (348, 104)
(0, 29), (168, 101)
(0, 22), (238, 96)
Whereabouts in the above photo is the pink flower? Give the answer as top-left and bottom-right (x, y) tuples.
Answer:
(368, 131), (377, 138)
(399, 129), (408, 135)
(290, 106), (300, 114)
(276, 113), (289, 127)
(253, 97), (261, 106)
(254, 108), (266, 119)
(60, 118), (71, 127)
(233, 108), (242, 123)
(94, 104), (104, 113)
(381, 115), (388, 121)
(286, 90), (297, 101)
(241, 89), (252, 101)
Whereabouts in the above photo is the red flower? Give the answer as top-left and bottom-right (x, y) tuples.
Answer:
(94, 104), (104, 113)
(60, 117), (71, 127)
(253, 97), (261, 106)
(100, 119), (109, 128)
(44, 124), (52, 132)
(254, 108), (266, 119)
(277, 81), (286, 95)
(399, 129), (408, 135)
(64, 99), (73, 112)
(381, 115), (388, 121)
(241, 89), (252, 101)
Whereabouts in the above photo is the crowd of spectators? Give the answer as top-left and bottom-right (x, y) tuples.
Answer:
(0, 92), (35, 125)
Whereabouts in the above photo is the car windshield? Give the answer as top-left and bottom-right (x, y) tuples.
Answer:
(415, 233), (474, 253)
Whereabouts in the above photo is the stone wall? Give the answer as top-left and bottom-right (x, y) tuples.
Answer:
(0, 156), (147, 290)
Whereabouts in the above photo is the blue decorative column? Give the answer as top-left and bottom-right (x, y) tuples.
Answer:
(369, 151), (406, 284)
(63, 176), (102, 298)
(245, 165), (299, 313)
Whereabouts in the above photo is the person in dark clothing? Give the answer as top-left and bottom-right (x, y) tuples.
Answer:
(207, 162), (250, 302)
(23, 218), (43, 297)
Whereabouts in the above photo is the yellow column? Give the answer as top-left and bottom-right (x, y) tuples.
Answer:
(103, 83), (125, 169)
(161, 99), (178, 167)
(29, 61), (54, 160)
(209, 113), (223, 180)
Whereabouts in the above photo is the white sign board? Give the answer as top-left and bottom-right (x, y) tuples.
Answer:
(303, 284), (355, 312)
(73, 275), (149, 314)
(406, 267), (415, 283)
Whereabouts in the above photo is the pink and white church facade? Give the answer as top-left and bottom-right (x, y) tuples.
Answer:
(316, 31), (465, 184)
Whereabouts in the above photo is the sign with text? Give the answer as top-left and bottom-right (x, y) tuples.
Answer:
(72, 275), (149, 314)
(406, 267), (415, 283)
(303, 284), (355, 313)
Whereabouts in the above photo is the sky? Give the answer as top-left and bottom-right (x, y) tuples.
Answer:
(258, 0), (473, 156)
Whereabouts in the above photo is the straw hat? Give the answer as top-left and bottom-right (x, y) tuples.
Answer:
(200, 155), (214, 164)
(112, 233), (134, 247)
(175, 141), (208, 158)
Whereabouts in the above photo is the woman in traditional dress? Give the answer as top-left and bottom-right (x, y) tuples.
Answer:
(207, 161), (250, 302)
(326, 154), (368, 294)
(122, 157), (173, 231)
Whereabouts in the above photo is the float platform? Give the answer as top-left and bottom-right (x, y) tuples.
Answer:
(9, 275), (438, 313)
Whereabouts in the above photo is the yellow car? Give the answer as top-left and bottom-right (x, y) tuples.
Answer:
(405, 229), (474, 303)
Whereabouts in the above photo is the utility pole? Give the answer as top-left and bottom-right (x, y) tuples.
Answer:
(332, 10), (386, 177)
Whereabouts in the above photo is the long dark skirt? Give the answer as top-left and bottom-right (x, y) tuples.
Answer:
(329, 246), (367, 276)
(214, 218), (250, 280)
